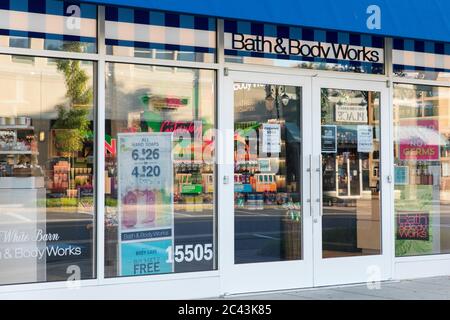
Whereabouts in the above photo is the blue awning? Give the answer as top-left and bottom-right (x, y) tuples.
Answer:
(78, 0), (450, 43)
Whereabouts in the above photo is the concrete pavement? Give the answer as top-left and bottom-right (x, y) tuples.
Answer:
(220, 276), (450, 300)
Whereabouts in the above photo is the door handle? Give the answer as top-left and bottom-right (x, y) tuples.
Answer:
(316, 154), (323, 220)
(387, 175), (393, 184)
(308, 154), (313, 217)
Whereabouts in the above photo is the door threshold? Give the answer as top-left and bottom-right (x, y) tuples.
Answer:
(221, 280), (400, 299)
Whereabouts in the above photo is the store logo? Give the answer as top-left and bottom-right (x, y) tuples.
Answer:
(397, 213), (430, 241)
(228, 33), (383, 63)
(366, 5), (381, 30)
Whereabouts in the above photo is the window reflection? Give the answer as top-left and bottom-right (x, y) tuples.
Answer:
(233, 83), (302, 264)
(0, 54), (96, 285)
(394, 84), (450, 256)
(105, 63), (216, 277)
(321, 89), (381, 258)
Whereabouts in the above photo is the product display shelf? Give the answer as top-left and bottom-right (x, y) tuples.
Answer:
(0, 126), (37, 154)
(0, 125), (34, 130)
(0, 125), (38, 178)
(0, 121), (46, 288)
(175, 162), (210, 212)
(396, 95), (439, 120)
(0, 151), (39, 155)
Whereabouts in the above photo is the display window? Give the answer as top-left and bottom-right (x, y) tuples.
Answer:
(394, 83), (450, 256)
(0, 54), (96, 285)
(104, 62), (216, 277)
(0, 0), (97, 53)
(224, 19), (385, 74)
(393, 39), (450, 82)
(105, 6), (216, 63)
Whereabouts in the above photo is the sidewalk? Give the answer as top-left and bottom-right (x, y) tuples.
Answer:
(221, 277), (450, 300)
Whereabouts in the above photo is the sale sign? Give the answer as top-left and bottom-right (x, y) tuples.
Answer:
(120, 240), (173, 276)
(117, 132), (174, 276)
(399, 119), (440, 161)
(396, 212), (430, 241)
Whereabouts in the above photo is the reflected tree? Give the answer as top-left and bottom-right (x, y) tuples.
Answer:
(52, 43), (93, 155)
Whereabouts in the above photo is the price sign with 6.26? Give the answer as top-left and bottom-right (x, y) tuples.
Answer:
(117, 132), (175, 276)
(118, 132), (173, 189)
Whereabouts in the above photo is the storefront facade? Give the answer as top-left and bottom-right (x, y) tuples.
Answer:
(0, 0), (449, 299)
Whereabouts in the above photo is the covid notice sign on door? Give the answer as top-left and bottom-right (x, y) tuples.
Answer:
(117, 132), (174, 276)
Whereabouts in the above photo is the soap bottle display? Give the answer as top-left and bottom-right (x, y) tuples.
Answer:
(139, 189), (156, 226)
(122, 189), (138, 228)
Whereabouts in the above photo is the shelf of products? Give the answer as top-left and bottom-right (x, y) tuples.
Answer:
(47, 160), (93, 198)
(174, 162), (214, 212)
(0, 151), (38, 155)
(0, 122), (40, 178)
(0, 125), (34, 130)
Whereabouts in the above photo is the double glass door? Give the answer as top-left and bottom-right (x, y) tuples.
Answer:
(220, 72), (392, 295)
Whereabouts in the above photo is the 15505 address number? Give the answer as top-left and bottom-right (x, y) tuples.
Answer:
(166, 244), (214, 263)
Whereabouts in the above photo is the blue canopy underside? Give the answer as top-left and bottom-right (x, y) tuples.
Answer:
(77, 0), (450, 43)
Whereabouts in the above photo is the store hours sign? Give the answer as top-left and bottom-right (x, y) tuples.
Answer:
(117, 132), (174, 276)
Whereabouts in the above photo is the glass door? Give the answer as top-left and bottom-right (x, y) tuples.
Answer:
(220, 72), (313, 294)
(312, 78), (392, 286)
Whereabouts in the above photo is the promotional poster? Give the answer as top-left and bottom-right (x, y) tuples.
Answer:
(117, 133), (174, 276)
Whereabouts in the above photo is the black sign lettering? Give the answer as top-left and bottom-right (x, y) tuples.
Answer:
(232, 33), (245, 50)
(289, 39), (301, 55)
(229, 33), (383, 64)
